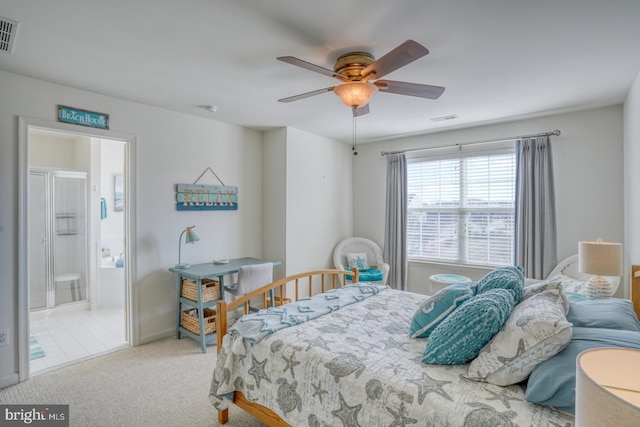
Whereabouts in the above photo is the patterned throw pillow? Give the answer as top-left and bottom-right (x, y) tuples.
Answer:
(346, 252), (369, 270)
(475, 266), (525, 305)
(422, 289), (515, 365)
(522, 277), (570, 313)
(409, 283), (475, 339)
(549, 274), (586, 294)
(466, 287), (573, 386)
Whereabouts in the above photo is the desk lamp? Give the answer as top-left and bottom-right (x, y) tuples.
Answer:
(175, 225), (199, 269)
(578, 239), (622, 298)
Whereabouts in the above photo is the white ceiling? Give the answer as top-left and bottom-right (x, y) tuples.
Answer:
(1, 1), (640, 143)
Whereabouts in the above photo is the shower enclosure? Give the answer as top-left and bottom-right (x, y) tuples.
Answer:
(29, 169), (89, 310)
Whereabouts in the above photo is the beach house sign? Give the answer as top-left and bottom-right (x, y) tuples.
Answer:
(57, 105), (109, 130)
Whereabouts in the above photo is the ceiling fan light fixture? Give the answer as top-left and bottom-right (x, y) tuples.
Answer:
(333, 82), (378, 108)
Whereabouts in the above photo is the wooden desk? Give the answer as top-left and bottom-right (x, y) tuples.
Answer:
(169, 257), (279, 352)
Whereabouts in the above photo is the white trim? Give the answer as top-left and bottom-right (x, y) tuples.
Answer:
(18, 116), (137, 382)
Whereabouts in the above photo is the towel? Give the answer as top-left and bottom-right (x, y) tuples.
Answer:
(100, 198), (107, 219)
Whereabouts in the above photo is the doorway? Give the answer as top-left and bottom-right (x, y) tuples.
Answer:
(18, 118), (135, 380)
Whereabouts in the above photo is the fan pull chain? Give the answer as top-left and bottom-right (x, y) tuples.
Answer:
(352, 107), (358, 156)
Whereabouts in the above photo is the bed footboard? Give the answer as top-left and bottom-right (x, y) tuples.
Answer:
(215, 268), (358, 425)
(631, 265), (640, 320)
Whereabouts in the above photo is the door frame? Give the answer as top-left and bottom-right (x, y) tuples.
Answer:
(18, 116), (137, 381)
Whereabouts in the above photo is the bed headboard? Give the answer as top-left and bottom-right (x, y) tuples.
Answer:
(631, 265), (640, 320)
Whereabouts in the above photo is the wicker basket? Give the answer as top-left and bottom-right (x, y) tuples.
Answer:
(265, 295), (293, 308)
(181, 278), (221, 302)
(181, 308), (216, 335)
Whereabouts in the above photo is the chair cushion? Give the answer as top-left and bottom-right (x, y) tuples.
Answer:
(346, 268), (383, 282)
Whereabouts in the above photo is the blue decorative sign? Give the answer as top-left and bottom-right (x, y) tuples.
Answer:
(57, 105), (109, 130)
(176, 184), (238, 211)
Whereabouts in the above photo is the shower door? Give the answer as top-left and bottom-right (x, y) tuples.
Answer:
(29, 170), (89, 309)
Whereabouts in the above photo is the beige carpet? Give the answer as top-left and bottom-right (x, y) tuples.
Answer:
(0, 337), (267, 427)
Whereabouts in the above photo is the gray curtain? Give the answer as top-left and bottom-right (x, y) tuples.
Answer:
(515, 136), (557, 279)
(384, 153), (407, 290)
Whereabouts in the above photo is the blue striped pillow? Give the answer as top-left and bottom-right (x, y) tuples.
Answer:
(409, 283), (475, 338)
(422, 289), (516, 365)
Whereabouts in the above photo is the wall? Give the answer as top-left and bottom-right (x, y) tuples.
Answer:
(354, 106), (624, 296)
(262, 128), (287, 279)
(29, 131), (87, 170)
(284, 127), (353, 275)
(99, 139), (126, 263)
(0, 70), (265, 387)
(624, 72), (640, 292)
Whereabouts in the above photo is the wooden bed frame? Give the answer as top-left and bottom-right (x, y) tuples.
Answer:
(215, 266), (640, 426)
(215, 268), (358, 426)
(631, 265), (640, 320)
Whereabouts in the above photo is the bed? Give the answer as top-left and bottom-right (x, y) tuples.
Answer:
(209, 267), (640, 426)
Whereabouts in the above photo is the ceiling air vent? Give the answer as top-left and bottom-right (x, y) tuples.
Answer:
(0, 16), (19, 53)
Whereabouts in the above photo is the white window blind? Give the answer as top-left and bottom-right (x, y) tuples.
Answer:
(407, 150), (516, 267)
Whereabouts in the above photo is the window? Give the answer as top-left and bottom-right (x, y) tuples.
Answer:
(407, 150), (516, 267)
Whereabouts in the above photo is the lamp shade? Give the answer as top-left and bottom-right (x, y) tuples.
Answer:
(578, 240), (623, 276)
(333, 82), (379, 108)
(184, 227), (199, 244)
(176, 225), (199, 269)
(576, 348), (640, 427)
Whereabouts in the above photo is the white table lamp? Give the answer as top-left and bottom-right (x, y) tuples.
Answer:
(578, 239), (622, 298)
(576, 348), (640, 427)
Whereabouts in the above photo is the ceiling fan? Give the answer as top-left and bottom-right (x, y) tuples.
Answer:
(277, 40), (445, 116)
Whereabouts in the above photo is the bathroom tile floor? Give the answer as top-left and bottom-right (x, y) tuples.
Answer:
(29, 307), (128, 376)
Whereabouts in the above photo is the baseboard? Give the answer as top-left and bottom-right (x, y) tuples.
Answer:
(0, 373), (20, 390)
(137, 329), (174, 346)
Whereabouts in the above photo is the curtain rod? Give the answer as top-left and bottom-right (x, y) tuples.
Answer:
(380, 130), (561, 156)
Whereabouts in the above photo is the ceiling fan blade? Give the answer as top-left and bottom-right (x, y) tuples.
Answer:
(353, 104), (370, 117)
(278, 87), (335, 103)
(277, 56), (347, 81)
(375, 80), (445, 99)
(361, 40), (429, 80)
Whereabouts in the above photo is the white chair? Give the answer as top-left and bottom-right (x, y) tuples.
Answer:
(333, 237), (389, 285)
(224, 263), (274, 311)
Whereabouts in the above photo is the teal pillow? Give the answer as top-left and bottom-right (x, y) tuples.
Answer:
(524, 327), (640, 414)
(476, 266), (524, 304)
(409, 283), (475, 339)
(566, 299), (640, 331)
(564, 292), (589, 302)
(422, 289), (515, 365)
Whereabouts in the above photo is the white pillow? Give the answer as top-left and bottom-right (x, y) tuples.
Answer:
(522, 277), (570, 314)
(466, 287), (572, 386)
(549, 273), (587, 294)
(346, 252), (369, 270)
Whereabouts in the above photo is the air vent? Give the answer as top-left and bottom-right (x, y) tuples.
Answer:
(0, 16), (19, 53)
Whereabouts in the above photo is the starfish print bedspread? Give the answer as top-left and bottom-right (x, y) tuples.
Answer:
(210, 287), (574, 427)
